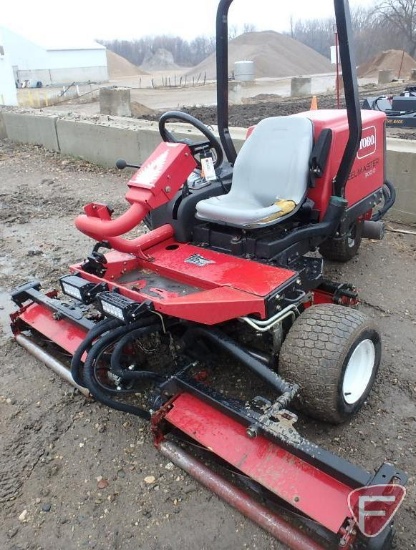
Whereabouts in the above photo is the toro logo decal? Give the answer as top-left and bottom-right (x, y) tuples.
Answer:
(131, 150), (169, 186)
(357, 126), (376, 159)
(348, 484), (406, 537)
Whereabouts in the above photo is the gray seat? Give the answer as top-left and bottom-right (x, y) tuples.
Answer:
(195, 116), (314, 228)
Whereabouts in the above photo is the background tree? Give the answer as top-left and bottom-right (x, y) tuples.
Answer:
(373, 0), (416, 55)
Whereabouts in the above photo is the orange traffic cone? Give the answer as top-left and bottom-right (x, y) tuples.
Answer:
(310, 95), (318, 110)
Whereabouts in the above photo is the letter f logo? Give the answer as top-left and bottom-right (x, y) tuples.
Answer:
(348, 484), (406, 537)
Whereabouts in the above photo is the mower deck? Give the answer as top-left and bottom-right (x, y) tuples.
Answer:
(162, 393), (352, 533)
(152, 384), (407, 549)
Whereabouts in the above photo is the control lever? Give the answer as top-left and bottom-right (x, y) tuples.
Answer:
(115, 158), (140, 170)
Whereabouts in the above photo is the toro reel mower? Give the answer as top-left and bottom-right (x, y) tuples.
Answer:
(10, 0), (406, 548)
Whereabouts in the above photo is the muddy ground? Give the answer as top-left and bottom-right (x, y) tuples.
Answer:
(0, 131), (415, 550)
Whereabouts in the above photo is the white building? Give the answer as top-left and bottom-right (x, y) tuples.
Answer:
(0, 27), (108, 87)
(0, 31), (18, 105)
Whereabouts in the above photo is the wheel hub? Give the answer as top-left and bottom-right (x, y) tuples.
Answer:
(342, 339), (375, 405)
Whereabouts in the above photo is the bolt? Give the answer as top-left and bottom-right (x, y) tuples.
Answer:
(165, 186), (171, 193)
(246, 426), (258, 439)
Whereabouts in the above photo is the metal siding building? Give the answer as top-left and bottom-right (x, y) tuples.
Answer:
(0, 27), (108, 86)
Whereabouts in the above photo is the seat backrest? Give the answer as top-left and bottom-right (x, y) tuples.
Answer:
(230, 116), (313, 206)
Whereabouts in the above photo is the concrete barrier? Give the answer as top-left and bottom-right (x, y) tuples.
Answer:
(291, 77), (312, 97)
(387, 139), (416, 224)
(2, 112), (59, 151)
(378, 70), (393, 84)
(99, 87), (131, 117)
(56, 119), (161, 168)
(0, 111), (6, 139)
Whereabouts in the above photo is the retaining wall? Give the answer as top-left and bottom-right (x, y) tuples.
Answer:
(1, 109), (415, 223)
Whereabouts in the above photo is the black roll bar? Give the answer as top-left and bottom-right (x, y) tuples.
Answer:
(333, 0), (362, 197)
(216, 0), (237, 165)
(215, 0), (362, 198)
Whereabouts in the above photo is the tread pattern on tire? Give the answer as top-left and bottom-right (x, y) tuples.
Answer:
(278, 304), (380, 424)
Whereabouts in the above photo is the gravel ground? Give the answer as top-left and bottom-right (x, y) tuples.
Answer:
(0, 130), (415, 550)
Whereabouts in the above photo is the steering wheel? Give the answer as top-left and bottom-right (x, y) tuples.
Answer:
(159, 111), (224, 169)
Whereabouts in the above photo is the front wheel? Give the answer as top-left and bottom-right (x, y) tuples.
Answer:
(278, 304), (381, 424)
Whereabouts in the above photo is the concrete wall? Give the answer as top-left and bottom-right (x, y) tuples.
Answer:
(17, 66), (108, 86)
(2, 112), (59, 151)
(56, 119), (161, 167)
(386, 139), (416, 224)
(0, 111), (7, 139)
(0, 109), (415, 223)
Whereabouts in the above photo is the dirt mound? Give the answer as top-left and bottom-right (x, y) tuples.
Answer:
(141, 48), (180, 71)
(106, 50), (148, 78)
(186, 31), (332, 80)
(357, 49), (416, 79)
(130, 101), (155, 118)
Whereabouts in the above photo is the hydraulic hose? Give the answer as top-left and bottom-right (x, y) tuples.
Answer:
(372, 179), (396, 221)
(71, 317), (123, 386)
(82, 321), (163, 420)
(71, 316), (157, 386)
(110, 326), (166, 382)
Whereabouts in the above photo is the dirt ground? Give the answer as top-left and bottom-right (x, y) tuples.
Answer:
(0, 127), (415, 549)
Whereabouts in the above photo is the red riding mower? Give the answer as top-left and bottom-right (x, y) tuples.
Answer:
(10, 1), (406, 548)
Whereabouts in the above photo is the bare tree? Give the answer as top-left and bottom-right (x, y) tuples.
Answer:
(374, 0), (416, 55)
(242, 23), (257, 33)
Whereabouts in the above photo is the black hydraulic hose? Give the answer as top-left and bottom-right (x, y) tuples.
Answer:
(372, 179), (396, 221)
(82, 325), (160, 420)
(183, 325), (297, 398)
(71, 318), (123, 386)
(110, 326), (166, 382)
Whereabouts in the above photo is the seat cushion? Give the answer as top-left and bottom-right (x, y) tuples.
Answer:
(196, 116), (313, 228)
(196, 195), (296, 227)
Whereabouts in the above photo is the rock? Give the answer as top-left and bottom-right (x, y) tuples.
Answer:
(97, 478), (109, 490)
(184, 484), (197, 494)
(7, 527), (18, 539)
(18, 509), (28, 522)
(27, 249), (43, 256)
(42, 503), (52, 512)
(144, 475), (156, 484)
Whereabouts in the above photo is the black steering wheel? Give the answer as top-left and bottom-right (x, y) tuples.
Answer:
(159, 111), (224, 169)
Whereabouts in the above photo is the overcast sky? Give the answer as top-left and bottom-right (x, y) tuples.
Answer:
(2, 0), (374, 45)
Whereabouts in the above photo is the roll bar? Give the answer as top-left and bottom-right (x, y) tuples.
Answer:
(215, 0), (362, 198)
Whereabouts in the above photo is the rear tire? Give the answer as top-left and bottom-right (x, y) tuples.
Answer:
(319, 219), (363, 262)
(278, 304), (381, 424)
